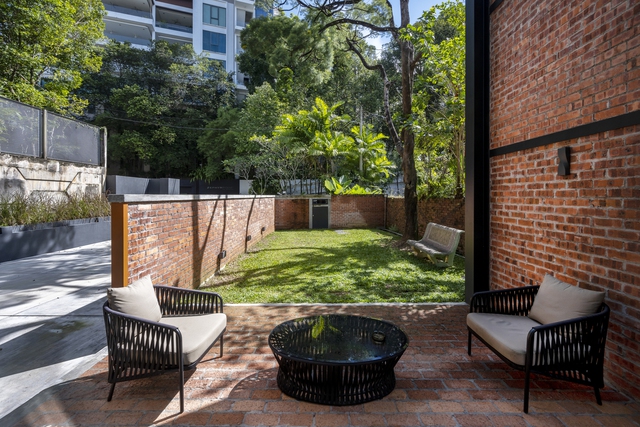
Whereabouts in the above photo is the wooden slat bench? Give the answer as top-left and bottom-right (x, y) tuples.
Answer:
(406, 223), (463, 267)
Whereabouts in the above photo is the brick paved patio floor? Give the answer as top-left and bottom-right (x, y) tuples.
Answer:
(15, 304), (640, 426)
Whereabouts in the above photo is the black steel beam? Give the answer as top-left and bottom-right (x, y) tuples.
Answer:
(465, 0), (492, 303)
(490, 110), (640, 157)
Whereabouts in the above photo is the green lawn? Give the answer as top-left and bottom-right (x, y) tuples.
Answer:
(201, 229), (465, 303)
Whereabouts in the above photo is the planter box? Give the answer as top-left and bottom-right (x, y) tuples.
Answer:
(0, 217), (111, 263)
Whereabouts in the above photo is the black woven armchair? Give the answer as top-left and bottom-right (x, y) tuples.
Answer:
(103, 283), (225, 413)
(467, 278), (609, 413)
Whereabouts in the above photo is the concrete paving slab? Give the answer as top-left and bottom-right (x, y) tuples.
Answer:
(0, 241), (111, 424)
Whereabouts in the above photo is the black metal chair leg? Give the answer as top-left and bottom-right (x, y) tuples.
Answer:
(107, 382), (116, 402)
(220, 334), (224, 357)
(523, 370), (531, 414)
(467, 330), (472, 356)
(594, 387), (602, 405)
(179, 367), (185, 413)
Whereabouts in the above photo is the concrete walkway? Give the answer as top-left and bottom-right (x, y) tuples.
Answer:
(0, 241), (111, 426)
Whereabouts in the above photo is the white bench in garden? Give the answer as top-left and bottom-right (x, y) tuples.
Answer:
(406, 223), (463, 267)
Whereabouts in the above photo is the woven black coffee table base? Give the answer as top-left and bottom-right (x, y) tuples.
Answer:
(274, 354), (399, 405)
(269, 315), (408, 406)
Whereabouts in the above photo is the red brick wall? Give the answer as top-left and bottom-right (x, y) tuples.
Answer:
(275, 195), (385, 229)
(275, 197), (309, 230)
(490, 0), (640, 398)
(386, 197), (466, 254)
(126, 196), (274, 289)
(330, 195), (385, 229)
(490, 0), (639, 150)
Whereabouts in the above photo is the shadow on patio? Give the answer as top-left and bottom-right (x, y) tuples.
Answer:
(10, 304), (639, 426)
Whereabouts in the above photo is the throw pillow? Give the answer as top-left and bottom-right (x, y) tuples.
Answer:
(528, 274), (605, 324)
(107, 275), (162, 322)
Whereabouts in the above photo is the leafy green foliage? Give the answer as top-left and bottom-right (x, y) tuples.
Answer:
(0, 193), (110, 226)
(324, 176), (351, 194)
(238, 15), (335, 91)
(80, 41), (236, 178)
(324, 176), (382, 195)
(238, 14), (386, 131)
(241, 98), (394, 193)
(201, 229), (465, 303)
(404, 0), (466, 198)
(0, 0), (105, 115)
(196, 82), (286, 182)
(343, 184), (382, 195)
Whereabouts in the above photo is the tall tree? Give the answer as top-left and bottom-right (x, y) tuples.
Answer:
(239, 14), (386, 132)
(238, 14), (335, 92)
(0, 0), (105, 114)
(260, 0), (420, 240)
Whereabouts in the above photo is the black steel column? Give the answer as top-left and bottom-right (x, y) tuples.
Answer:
(465, 0), (492, 302)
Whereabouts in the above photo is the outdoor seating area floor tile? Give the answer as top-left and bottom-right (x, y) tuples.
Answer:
(13, 304), (640, 426)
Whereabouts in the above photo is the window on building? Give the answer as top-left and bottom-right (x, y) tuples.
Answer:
(203, 4), (226, 27)
(203, 30), (226, 53)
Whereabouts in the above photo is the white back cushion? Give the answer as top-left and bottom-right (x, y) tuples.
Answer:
(528, 274), (605, 325)
(107, 275), (162, 322)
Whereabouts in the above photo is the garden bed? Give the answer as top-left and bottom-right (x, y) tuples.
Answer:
(0, 216), (111, 263)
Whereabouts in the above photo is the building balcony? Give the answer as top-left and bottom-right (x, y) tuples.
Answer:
(105, 33), (152, 47)
(155, 0), (193, 10)
(156, 22), (193, 34)
(104, 3), (152, 19)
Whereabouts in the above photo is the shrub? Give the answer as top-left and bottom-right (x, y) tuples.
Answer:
(0, 193), (110, 226)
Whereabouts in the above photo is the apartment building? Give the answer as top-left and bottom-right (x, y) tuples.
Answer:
(102, 0), (268, 96)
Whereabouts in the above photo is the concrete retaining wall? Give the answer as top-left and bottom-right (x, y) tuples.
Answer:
(0, 153), (105, 199)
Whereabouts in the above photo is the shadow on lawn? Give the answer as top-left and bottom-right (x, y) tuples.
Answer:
(203, 229), (465, 303)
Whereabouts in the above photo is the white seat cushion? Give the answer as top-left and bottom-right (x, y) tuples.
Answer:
(162, 313), (227, 365)
(467, 313), (541, 366)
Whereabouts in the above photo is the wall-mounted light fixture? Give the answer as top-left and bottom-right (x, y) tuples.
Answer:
(261, 226), (266, 232)
(246, 235), (252, 241)
(558, 147), (571, 176)
(218, 250), (227, 259)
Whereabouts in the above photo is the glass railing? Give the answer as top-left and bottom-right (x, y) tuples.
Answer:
(156, 22), (193, 33)
(104, 3), (152, 19)
(106, 34), (152, 46)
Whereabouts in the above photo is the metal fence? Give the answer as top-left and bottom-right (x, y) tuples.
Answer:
(0, 96), (104, 166)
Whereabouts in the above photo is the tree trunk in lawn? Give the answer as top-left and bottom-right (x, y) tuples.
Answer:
(400, 0), (418, 240)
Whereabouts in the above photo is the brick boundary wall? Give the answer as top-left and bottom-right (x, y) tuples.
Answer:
(275, 195), (385, 230)
(109, 195), (275, 289)
(386, 197), (466, 254)
(330, 195), (385, 229)
(489, 0), (640, 398)
(275, 197), (309, 230)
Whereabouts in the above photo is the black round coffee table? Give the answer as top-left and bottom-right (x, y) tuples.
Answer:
(268, 314), (409, 405)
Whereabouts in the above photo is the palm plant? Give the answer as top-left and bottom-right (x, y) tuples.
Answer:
(350, 125), (394, 184)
